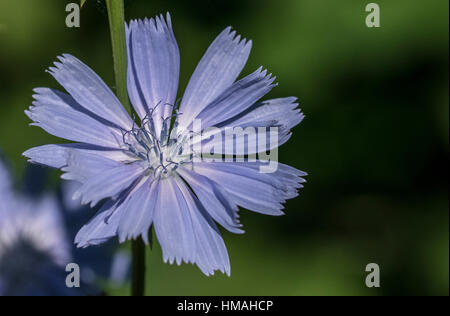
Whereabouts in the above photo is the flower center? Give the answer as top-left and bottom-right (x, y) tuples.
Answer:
(122, 114), (192, 179)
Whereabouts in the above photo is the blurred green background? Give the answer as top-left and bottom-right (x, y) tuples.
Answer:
(0, 0), (448, 296)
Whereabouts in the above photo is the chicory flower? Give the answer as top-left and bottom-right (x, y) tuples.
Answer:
(24, 13), (306, 276)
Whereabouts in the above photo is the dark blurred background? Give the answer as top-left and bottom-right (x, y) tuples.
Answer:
(0, 0), (448, 295)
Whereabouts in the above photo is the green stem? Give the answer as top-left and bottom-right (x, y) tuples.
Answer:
(105, 0), (145, 296)
(105, 0), (131, 113)
(131, 237), (146, 296)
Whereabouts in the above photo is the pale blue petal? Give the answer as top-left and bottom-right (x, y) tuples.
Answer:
(220, 97), (304, 131)
(177, 167), (243, 234)
(178, 27), (252, 129)
(153, 177), (195, 265)
(32, 87), (126, 129)
(126, 14), (180, 132)
(125, 23), (147, 119)
(118, 177), (159, 243)
(48, 54), (133, 130)
(195, 125), (292, 156)
(23, 144), (135, 169)
(174, 176), (230, 276)
(75, 200), (124, 248)
(193, 98), (303, 156)
(220, 161), (307, 199)
(192, 161), (306, 215)
(194, 67), (276, 129)
(26, 89), (123, 148)
(61, 151), (122, 183)
(73, 162), (145, 207)
(23, 144), (73, 169)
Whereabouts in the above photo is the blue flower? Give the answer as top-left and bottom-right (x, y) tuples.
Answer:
(24, 13), (306, 276)
(0, 160), (73, 295)
(59, 181), (130, 291)
(0, 160), (129, 295)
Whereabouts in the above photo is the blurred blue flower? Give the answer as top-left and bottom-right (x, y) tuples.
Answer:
(0, 160), (73, 296)
(0, 160), (129, 296)
(23, 13), (306, 276)
(58, 181), (130, 291)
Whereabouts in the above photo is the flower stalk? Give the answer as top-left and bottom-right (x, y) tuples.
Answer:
(105, 0), (145, 296)
(131, 237), (146, 296)
(106, 0), (131, 113)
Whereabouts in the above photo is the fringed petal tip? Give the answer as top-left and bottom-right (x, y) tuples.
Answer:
(161, 255), (231, 277)
(178, 23), (253, 128)
(223, 25), (253, 49)
(126, 12), (174, 32)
